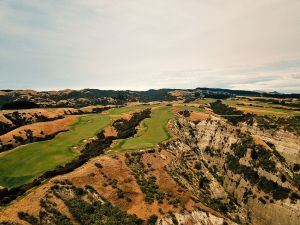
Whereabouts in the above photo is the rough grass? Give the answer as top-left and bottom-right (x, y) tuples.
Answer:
(223, 99), (300, 117)
(110, 106), (175, 152)
(0, 114), (112, 188)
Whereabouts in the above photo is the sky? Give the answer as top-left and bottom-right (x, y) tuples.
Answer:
(0, 0), (300, 93)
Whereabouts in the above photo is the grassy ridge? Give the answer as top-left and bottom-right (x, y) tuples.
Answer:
(0, 114), (112, 188)
(110, 106), (174, 152)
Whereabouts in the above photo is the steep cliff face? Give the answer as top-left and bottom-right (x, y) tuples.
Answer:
(162, 114), (300, 225)
(242, 124), (300, 164)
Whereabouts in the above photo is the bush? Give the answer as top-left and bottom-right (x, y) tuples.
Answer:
(18, 212), (39, 225)
(256, 146), (276, 173)
(194, 162), (201, 170)
(293, 164), (300, 172)
(94, 163), (103, 168)
(74, 187), (85, 196)
(117, 189), (124, 198)
(272, 186), (291, 200)
(294, 174), (300, 189)
(64, 196), (143, 225)
(147, 214), (158, 225)
(182, 110), (190, 117)
(258, 197), (267, 204)
(210, 101), (253, 125)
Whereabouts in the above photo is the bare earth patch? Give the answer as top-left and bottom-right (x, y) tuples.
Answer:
(103, 126), (118, 137)
(189, 111), (210, 122)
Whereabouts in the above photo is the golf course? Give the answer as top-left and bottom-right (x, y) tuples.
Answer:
(110, 106), (175, 152)
(0, 104), (202, 188)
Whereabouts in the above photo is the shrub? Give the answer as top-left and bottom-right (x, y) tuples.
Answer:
(94, 163), (103, 168)
(182, 110), (190, 117)
(194, 162), (201, 170)
(147, 214), (158, 225)
(117, 189), (125, 199)
(272, 186), (291, 200)
(18, 212), (39, 225)
(258, 197), (267, 204)
(293, 164), (300, 172)
(256, 146), (276, 173)
(74, 187), (85, 196)
(294, 174), (300, 189)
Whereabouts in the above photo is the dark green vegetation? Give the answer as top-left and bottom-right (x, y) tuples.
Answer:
(1, 101), (39, 110)
(14, 181), (144, 225)
(125, 152), (162, 204)
(112, 108), (151, 139)
(226, 137), (294, 201)
(210, 100), (254, 125)
(256, 115), (300, 135)
(125, 151), (181, 207)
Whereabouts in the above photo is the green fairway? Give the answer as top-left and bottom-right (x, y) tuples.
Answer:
(192, 98), (216, 104)
(175, 105), (205, 112)
(106, 104), (152, 115)
(0, 113), (112, 188)
(110, 106), (175, 152)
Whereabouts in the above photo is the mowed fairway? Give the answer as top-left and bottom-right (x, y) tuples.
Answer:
(175, 105), (205, 112)
(0, 113), (112, 188)
(110, 106), (174, 152)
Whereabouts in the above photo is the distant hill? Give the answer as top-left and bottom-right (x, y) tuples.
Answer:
(0, 88), (299, 108)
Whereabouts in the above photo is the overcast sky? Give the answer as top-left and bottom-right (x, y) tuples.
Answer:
(0, 0), (300, 93)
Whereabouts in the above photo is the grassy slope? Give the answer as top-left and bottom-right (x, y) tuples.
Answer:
(110, 106), (175, 152)
(0, 114), (112, 188)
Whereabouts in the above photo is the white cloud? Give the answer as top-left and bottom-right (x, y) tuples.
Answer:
(0, 0), (300, 93)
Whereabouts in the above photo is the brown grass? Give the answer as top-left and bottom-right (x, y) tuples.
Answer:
(189, 111), (210, 122)
(0, 116), (77, 149)
(103, 126), (118, 138)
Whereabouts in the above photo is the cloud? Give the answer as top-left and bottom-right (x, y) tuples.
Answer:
(0, 0), (300, 93)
